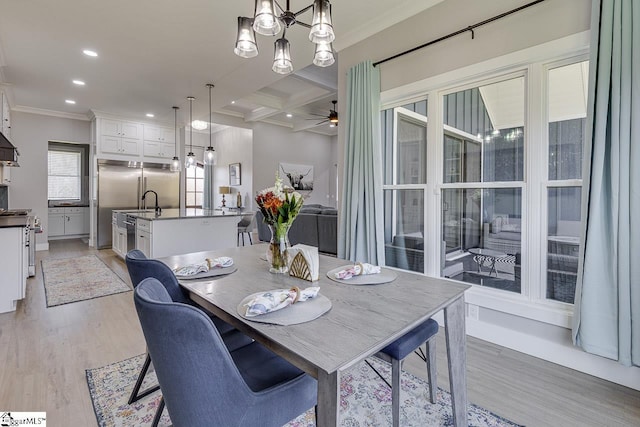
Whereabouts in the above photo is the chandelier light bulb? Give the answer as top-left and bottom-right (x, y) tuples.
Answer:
(272, 37), (293, 75)
(309, 0), (334, 44)
(204, 147), (216, 166)
(313, 41), (334, 67)
(253, 0), (281, 36)
(234, 17), (259, 58)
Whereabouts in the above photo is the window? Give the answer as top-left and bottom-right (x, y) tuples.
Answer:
(185, 163), (204, 208)
(440, 76), (525, 294)
(48, 149), (82, 200)
(382, 101), (428, 273)
(544, 61), (587, 304)
(380, 52), (588, 315)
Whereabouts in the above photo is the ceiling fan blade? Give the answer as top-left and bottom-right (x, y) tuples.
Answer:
(316, 119), (329, 125)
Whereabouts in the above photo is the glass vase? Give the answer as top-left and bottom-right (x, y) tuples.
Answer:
(266, 223), (291, 274)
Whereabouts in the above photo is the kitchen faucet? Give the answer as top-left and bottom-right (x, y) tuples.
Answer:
(142, 190), (161, 215)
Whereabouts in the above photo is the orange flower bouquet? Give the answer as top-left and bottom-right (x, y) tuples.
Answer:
(255, 173), (304, 273)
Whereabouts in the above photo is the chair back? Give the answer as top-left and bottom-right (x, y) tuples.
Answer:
(134, 278), (254, 426)
(237, 212), (254, 230)
(125, 249), (189, 304)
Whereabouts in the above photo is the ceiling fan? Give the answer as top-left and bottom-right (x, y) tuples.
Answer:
(306, 100), (338, 127)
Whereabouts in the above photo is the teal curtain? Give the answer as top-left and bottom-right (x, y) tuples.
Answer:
(573, 0), (640, 367)
(338, 61), (385, 264)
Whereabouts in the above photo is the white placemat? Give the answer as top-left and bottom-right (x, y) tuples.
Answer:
(175, 266), (237, 280)
(237, 293), (332, 325)
(326, 266), (398, 285)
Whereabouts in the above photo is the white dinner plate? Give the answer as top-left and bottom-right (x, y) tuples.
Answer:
(237, 292), (332, 325)
(326, 266), (397, 285)
(175, 266), (237, 280)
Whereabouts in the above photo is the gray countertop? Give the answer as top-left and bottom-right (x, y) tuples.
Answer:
(118, 208), (246, 221)
(0, 216), (31, 228)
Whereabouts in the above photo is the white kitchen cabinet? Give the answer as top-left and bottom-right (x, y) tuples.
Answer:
(135, 219), (152, 257)
(143, 125), (174, 145)
(143, 140), (174, 160)
(143, 125), (175, 161)
(0, 226), (27, 313)
(112, 224), (127, 258)
(98, 119), (142, 158)
(48, 207), (89, 239)
(0, 164), (10, 185)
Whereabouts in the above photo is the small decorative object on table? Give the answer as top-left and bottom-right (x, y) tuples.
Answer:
(288, 244), (319, 282)
(255, 172), (304, 273)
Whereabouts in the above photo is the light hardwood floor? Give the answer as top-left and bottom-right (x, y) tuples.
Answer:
(0, 239), (638, 426)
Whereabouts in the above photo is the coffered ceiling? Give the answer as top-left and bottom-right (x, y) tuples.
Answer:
(0, 0), (443, 136)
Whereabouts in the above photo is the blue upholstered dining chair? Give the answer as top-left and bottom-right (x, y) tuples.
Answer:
(369, 318), (439, 427)
(134, 277), (318, 427)
(124, 249), (249, 407)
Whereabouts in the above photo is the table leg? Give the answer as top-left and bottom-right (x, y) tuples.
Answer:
(444, 295), (468, 427)
(317, 369), (339, 427)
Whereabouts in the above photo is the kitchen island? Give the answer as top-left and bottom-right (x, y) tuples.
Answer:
(113, 208), (242, 259)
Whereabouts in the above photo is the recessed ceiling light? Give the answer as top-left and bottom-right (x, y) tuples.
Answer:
(286, 113), (293, 118)
(83, 49), (98, 57)
(231, 100), (236, 104)
(146, 113), (154, 118)
(72, 80), (85, 86)
(65, 99), (76, 104)
(329, 124), (336, 128)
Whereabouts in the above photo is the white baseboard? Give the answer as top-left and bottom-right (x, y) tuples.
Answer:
(466, 318), (640, 391)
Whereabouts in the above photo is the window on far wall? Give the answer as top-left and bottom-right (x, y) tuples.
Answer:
(185, 163), (204, 208)
(48, 149), (81, 200)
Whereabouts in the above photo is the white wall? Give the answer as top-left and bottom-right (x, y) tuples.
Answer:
(9, 112), (91, 248)
(252, 122), (337, 207)
(212, 127), (253, 209)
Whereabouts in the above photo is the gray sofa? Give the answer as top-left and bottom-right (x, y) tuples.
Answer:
(256, 204), (338, 255)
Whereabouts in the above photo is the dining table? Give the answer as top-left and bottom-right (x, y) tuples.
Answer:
(159, 244), (471, 427)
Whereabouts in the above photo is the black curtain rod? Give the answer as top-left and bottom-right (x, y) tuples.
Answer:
(372, 0), (547, 67)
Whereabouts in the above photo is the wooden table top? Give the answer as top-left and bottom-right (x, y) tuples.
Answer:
(161, 245), (470, 377)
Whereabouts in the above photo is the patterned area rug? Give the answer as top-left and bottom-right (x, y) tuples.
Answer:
(86, 354), (523, 427)
(41, 255), (131, 307)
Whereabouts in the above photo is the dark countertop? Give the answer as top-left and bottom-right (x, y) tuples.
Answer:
(0, 216), (30, 228)
(115, 208), (245, 221)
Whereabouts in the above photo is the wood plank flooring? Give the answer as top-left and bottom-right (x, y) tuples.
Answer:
(0, 239), (638, 426)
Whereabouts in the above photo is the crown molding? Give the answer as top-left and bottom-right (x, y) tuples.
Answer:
(12, 105), (91, 121)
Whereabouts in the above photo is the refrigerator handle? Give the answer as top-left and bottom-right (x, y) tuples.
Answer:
(137, 176), (142, 210)
(143, 177), (148, 210)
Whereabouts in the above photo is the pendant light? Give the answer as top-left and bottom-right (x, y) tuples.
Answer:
(170, 106), (181, 172)
(234, 16), (258, 58)
(185, 96), (196, 169)
(272, 33), (293, 75)
(203, 84), (217, 166)
(253, 0), (281, 36)
(309, 0), (334, 43)
(234, 0), (335, 74)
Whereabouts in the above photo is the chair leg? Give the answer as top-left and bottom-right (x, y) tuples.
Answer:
(151, 396), (165, 427)
(426, 339), (437, 404)
(248, 232), (252, 245)
(128, 352), (161, 404)
(391, 358), (401, 427)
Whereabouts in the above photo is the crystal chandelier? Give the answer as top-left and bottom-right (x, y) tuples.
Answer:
(234, 0), (335, 75)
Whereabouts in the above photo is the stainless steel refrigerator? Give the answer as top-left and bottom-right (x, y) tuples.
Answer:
(97, 159), (180, 249)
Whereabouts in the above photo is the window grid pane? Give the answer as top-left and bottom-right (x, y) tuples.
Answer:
(48, 150), (81, 200)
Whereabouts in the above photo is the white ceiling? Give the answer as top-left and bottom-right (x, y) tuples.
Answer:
(0, 0), (443, 136)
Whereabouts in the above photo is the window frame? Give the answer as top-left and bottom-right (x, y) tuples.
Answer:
(185, 162), (205, 208)
(379, 33), (590, 328)
(48, 144), (84, 202)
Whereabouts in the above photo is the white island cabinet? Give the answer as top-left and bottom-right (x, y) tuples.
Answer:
(124, 209), (241, 259)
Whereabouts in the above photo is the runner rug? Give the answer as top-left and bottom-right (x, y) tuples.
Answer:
(86, 354), (523, 427)
(41, 255), (130, 307)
